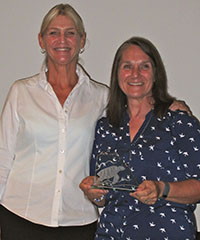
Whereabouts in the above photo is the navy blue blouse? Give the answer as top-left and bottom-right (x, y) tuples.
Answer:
(90, 110), (200, 240)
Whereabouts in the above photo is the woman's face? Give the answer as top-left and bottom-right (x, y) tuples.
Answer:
(38, 15), (85, 67)
(118, 44), (154, 103)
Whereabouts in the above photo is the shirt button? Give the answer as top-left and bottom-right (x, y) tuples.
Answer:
(59, 170), (62, 174)
(61, 128), (65, 133)
(60, 149), (64, 153)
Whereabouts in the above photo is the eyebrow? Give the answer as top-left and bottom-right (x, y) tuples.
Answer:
(120, 60), (152, 64)
(47, 27), (76, 31)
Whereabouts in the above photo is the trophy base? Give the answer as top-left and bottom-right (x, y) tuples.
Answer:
(92, 184), (137, 192)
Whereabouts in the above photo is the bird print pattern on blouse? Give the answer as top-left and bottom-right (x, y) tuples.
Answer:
(90, 110), (200, 240)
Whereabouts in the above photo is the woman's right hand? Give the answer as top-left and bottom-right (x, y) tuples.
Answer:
(79, 176), (108, 206)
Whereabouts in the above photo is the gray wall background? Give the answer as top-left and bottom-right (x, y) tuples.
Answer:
(1, 0), (200, 229)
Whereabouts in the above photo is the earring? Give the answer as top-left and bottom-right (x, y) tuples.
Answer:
(80, 47), (85, 54)
(40, 48), (46, 54)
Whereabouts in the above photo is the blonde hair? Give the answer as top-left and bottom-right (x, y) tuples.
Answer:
(40, 3), (85, 38)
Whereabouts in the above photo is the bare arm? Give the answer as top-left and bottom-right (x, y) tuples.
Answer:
(161, 179), (200, 204)
(130, 179), (200, 205)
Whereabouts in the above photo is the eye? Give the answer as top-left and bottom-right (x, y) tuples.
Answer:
(48, 30), (59, 36)
(69, 31), (75, 35)
(139, 62), (152, 71)
(122, 64), (132, 70)
(65, 31), (76, 37)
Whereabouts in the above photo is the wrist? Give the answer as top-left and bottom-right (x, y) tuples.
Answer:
(159, 182), (170, 199)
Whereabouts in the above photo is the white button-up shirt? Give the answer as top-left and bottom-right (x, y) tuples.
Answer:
(0, 64), (109, 227)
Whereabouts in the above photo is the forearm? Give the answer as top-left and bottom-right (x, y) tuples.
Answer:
(159, 179), (200, 204)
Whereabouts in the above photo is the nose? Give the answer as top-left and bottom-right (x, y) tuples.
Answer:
(131, 65), (139, 78)
(59, 33), (67, 43)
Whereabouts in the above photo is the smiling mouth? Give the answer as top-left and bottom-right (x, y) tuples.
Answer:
(54, 47), (71, 51)
(128, 82), (143, 86)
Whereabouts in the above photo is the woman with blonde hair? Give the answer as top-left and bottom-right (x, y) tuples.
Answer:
(0, 4), (108, 239)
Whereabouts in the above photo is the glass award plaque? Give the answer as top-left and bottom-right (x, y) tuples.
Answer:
(92, 151), (139, 192)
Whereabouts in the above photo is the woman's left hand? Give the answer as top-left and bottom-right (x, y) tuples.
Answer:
(130, 180), (163, 205)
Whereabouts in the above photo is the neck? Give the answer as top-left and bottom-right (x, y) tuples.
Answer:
(47, 61), (78, 88)
(127, 98), (153, 120)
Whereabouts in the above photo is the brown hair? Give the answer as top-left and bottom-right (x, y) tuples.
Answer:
(107, 36), (175, 128)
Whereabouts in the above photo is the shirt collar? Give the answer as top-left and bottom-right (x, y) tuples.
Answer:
(121, 108), (154, 127)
